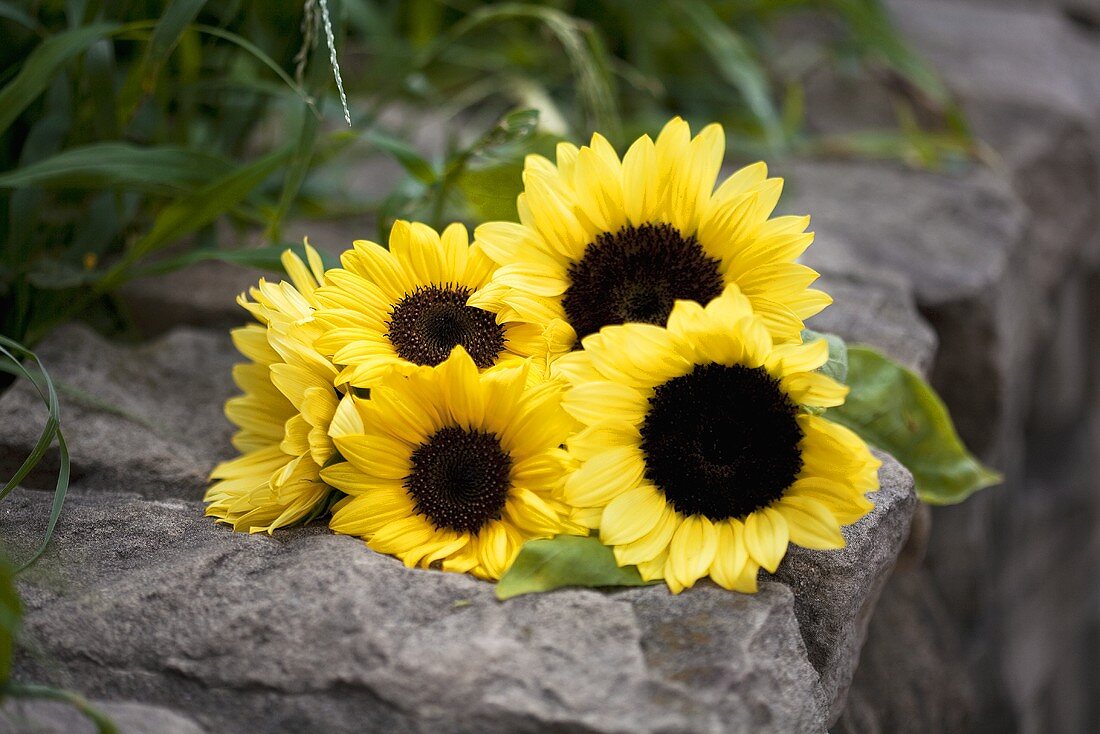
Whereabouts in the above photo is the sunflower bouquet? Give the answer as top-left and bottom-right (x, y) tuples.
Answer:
(205, 117), (962, 595)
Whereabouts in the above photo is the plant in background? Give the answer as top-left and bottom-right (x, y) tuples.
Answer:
(0, 337), (118, 731)
(0, 0), (352, 347)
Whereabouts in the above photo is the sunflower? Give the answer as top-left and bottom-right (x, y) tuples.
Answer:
(205, 244), (343, 533)
(312, 219), (571, 389)
(559, 284), (880, 593)
(470, 116), (827, 349)
(324, 347), (582, 579)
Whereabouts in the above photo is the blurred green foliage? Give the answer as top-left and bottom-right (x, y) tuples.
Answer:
(0, 0), (967, 346)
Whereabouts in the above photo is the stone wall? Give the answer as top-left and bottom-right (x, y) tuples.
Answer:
(2, 1), (1098, 730)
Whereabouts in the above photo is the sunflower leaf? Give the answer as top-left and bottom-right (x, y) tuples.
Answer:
(496, 535), (656, 600)
(802, 328), (848, 384)
(828, 346), (1001, 505)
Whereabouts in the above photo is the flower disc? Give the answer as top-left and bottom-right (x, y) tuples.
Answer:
(560, 284), (880, 593)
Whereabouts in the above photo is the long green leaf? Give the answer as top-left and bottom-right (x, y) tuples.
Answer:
(829, 346), (1001, 504)
(496, 535), (655, 600)
(0, 22), (118, 138)
(131, 241), (340, 278)
(0, 336), (71, 571)
(678, 0), (782, 149)
(97, 145), (293, 290)
(0, 143), (232, 193)
(0, 1), (41, 32)
(364, 129), (437, 185)
(0, 341), (59, 503)
(0, 557), (19, 686)
(142, 0), (208, 82)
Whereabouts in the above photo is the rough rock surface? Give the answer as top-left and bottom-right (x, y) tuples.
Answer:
(831, 569), (975, 734)
(807, 264), (937, 376)
(0, 325), (239, 500)
(3, 451), (914, 734)
(773, 453), (917, 725)
(0, 698), (206, 734)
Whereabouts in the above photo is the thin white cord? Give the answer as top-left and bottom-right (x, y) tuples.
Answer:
(318, 0), (351, 127)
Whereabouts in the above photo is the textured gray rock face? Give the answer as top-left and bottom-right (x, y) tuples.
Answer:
(780, 158), (1029, 461)
(3, 451), (914, 734)
(808, 265), (937, 376)
(790, 2), (1100, 730)
(0, 698), (206, 734)
(0, 324), (238, 500)
(831, 569), (975, 734)
(773, 453), (917, 725)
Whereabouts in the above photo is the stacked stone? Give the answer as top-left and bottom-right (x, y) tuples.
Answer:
(792, 1), (1100, 729)
(0, 316), (920, 734)
(3, 4), (1099, 727)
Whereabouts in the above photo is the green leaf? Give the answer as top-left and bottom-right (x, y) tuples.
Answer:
(678, 0), (783, 148)
(0, 556), (20, 687)
(0, 22), (119, 138)
(143, 0), (208, 80)
(0, 683), (119, 733)
(496, 535), (655, 600)
(0, 336), (71, 571)
(0, 143), (232, 194)
(802, 329), (848, 384)
(0, 1), (41, 32)
(132, 241), (340, 278)
(96, 145), (293, 291)
(828, 346), (1001, 505)
(364, 129), (437, 185)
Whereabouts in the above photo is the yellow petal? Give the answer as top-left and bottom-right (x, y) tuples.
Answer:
(777, 495), (846, 550)
(599, 483), (667, 546)
(562, 381), (649, 426)
(562, 446), (646, 507)
(743, 506), (789, 573)
(708, 519), (750, 591)
(667, 514), (718, 591)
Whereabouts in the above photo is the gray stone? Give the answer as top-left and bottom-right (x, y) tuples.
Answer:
(779, 158), (1029, 462)
(774, 453), (917, 725)
(806, 264), (937, 376)
(0, 698), (205, 734)
(117, 259), (262, 337)
(831, 569), (975, 734)
(887, 0), (1100, 290)
(0, 325), (238, 500)
(2, 451), (914, 734)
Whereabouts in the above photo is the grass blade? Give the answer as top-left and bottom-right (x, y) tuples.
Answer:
(0, 21), (119, 138)
(0, 142), (233, 194)
(0, 683), (118, 733)
(0, 337), (70, 571)
(96, 144), (293, 291)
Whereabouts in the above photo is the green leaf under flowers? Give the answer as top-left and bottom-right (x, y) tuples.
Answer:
(496, 535), (656, 600)
(802, 328), (848, 384)
(829, 346), (1002, 505)
(0, 556), (20, 687)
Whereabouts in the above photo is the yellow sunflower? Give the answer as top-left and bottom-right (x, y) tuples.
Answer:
(313, 219), (571, 389)
(560, 284), (880, 593)
(324, 347), (583, 580)
(205, 244), (343, 533)
(470, 116), (827, 348)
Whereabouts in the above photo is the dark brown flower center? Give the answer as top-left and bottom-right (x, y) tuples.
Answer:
(562, 223), (724, 344)
(386, 284), (505, 368)
(640, 363), (804, 521)
(405, 426), (512, 534)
